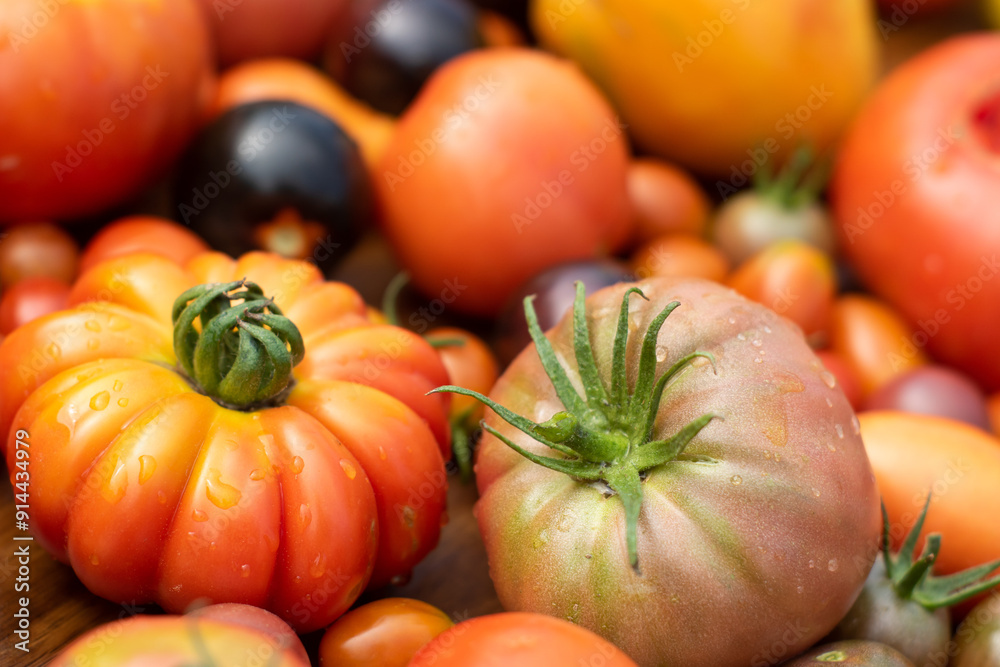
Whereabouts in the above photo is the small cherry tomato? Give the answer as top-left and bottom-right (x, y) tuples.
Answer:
(627, 158), (710, 243)
(630, 234), (729, 283)
(0, 277), (70, 334)
(79, 216), (210, 274)
(863, 365), (991, 431)
(829, 295), (929, 397)
(726, 240), (836, 340)
(0, 223), (79, 288)
(319, 598), (453, 667)
(816, 350), (864, 411)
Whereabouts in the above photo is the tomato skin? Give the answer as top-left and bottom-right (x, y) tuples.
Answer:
(319, 598), (453, 667)
(0, 277), (71, 335)
(781, 640), (916, 666)
(0, 223), (79, 287)
(0, 252), (450, 631)
(377, 48), (632, 316)
(0, 0), (214, 221)
(953, 593), (1000, 666)
(815, 350), (863, 410)
(79, 216), (210, 274)
(50, 604), (310, 667)
(407, 612), (638, 667)
(831, 34), (1000, 390)
(476, 278), (880, 666)
(859, 412), (1000, 578)
(628, 158), (710, 243)
(630, 234), (730, 284)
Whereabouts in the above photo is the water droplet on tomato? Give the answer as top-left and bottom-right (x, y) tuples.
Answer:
(85, 320), (102, 332)
(737, 333), (746, 341)
(763, 325), (772, 334)
(851, 415), (861, 435)
(157, 491), (167, 504)
(205, 469), (242, 509)
(299, 504), (311, 528)
(730, 475), (742, 485)
(223, 439), (238, 451)
(655, 345), (668, 362)
(378, 446), (387, 461)
(293, 575), (303, 585)
(812, 488), (821, 498)
(192, 509), (208, 522)
(90, 391), (110, 411)
(240, 564), (250, 578)
(828, 559), (839, 572)
(117, 398), (128, 408)
(112, 380), (123, 392)
(827, 443), (837, 452)
(754, 357), (762, 363)
(249, 469), (265, 481)
(138, 455), (156, 484)
(290, 456), (304, 474)
(46, 342), (61, 359)
(796, 586), (804, 594)
(309, 554), (327, 578)
(820, 371), (837, 389)
(808, 559), (815, 569)
(340, 459), (357, 479)
(773, 452), (781, 462)
(728, 317), (736, 324)
(90, 554), (100, 566)
(751, 338), (762, 347)
(834, 424), (844, 439)
(763, 450), (771, 459)
(825, 397), (834, 408)
(102, 456), (128, 504)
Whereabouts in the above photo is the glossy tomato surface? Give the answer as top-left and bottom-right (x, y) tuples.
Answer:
(475, 278), (880, 666)
(832, 34), (1000, 390)
(0, 276), (71, 335)
(1, 252), (450, 631)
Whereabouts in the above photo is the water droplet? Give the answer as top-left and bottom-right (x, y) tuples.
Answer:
(299, 504), (311, 528)
(309, 553), (327, 578)
(240, 564), (251, 578)
(378, 446), (387, 461)
(293, 575), (303, 585)
(249, 469), (265, 481)
(827, 443), (837, 452)
(730, 475), (742, 486)
(192, 509), (208, 522)
(851, 415), (861, 435)
(754, 357), (762, 363)
(90, 390), (110, 411)
(46, 342), (61, 359)
(223, 439), (238, 452)
(834, 424), (844, 439)
(138, 455), (156, 484)
(728, 317), (736, 324)
(157, 491), (167, 504)
(737, 332), (746, 341)
(112, 380), (123, 392)
(812, 488), (821, 498)
(208, 541), (217, 551)
(796, 586), (804, 594)
(773, 452), (781, 462)
(808, 559), (815, 569)
(763, 325), (772, 334)
(763, 450), (772, 459)
(290, 456), (304, 474)
(655, 345), (668, 362)
(751, 338), (762, 347)
(102, 456), (128, 504)
(340, 459), (357, 479)
(117, 398), (128, 408)
(85, 319), (102, 332)
(87, 339), (100, 350)
(820, 371), (837, 388)
(825, 397), (834, 408)
(205, 469), (242, 509)
(90, 554), (100, 566)
(828, 559), (839, 572)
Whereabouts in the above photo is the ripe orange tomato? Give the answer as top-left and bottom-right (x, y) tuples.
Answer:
(79, 216), (210, 274)
(630, 234), (729, 283)
(377, 48), (632, 316)
(0, 277), (70, 335)
(0, 0), (214, 221)
(627, 158), (711, 243)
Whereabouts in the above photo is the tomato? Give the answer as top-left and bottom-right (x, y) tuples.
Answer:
(816, 350), (863, 410)
(50, 603), (309, 666)
(425, 328), (499, 425)
(79, 216), (210, 274)
(319, 598), (453, 667)
(530, 0), (878, 174)
(953, 593), (1000, 666)
(863, 365), (991, 431)
(0, 276), (71, 335)
(726, 240), (836, 340)
(0, 0), (214, 222)
(209, 58), (396, 171)
(194, 0), (349, 66)
(829, 295), (929, 398)
(628, 158), (710, 243)
(831, 34), (1000, 390)
(477, 10), (525, 48)
(781, 641), (915, 667)
(989, 392), (1000, 438)
(449, 278), (880, 666)
(629, 234), (729, 283)
(408, 612), (638, 666)
(377, 48), (632, 316)
(1, 251), (450, 631)
(0, 223), (78, 288)
(859, 412), (1000, 579)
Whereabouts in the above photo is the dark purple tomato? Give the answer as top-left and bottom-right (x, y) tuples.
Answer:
(493, 259), (633, 365)
(172, 101), (371, 273)
(782, 640), (915, 666)
(324, 0), (483, 115)
(863, 365), (991, 430)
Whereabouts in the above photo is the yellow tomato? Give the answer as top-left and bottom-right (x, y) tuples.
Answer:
(531, 0), (879, 176)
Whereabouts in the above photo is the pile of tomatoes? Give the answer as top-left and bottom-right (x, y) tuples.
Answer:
(2, 0), (1000, 665)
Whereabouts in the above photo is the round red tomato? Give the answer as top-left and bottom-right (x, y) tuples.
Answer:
(831, 33), (1000, 390)
(377, 48), (632, 316)
(457, 278), (880, 666)
(1, 252), (450, 632)
(0, 0), (214, 222)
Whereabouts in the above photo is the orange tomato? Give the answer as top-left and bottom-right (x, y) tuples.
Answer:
(208, 58), (396, 170)
(376, 48), (632, 317)
(829, 295), (929, 397)
(726, 241), (836, 339)
(630, 234), (729, 283)
(859, 412), (1000, 577)
(79, 216), (210, 274)
(628, 158), (710, 243)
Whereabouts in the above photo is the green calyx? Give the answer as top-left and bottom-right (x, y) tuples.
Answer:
(753, 145), (829, 210)
(432, 282), (718, 573)
(172, 280), (304, 410)
(880, 495), (1000, 609)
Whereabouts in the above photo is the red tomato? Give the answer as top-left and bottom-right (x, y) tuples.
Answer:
(79, 216), (210, 274)
(1, 252), (450, 631)
(630, 234), (730, 283)
(0, 0), (214, 221)
(627, 158), (711, 243)
(0, 276), (70, 335)
(0, 223), (79, 287)
(195, 0), (349, 66)
(408, 612), (638, 666)
(50, 603), (309, 666)
(319, 598), (453, 667)
(377, 48), (632, 316)
(831, 34), (1000, 390)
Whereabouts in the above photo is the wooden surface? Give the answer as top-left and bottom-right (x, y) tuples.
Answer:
(0, 471), (502, 666)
